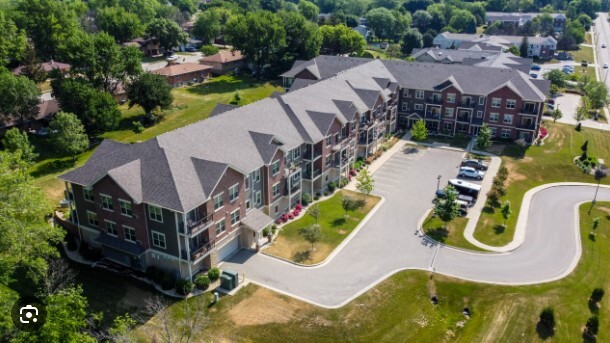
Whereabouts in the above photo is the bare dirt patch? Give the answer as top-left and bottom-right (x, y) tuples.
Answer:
(504, 159), (529, 187)
(487, 144), (506, 155)
(264, 239), (333, 264)
(598, 207), (610, 215)
(228, 288), (310, 326)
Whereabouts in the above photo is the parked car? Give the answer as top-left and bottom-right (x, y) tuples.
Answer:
(461, 159), (488, 170)
(458, 167), (485, 180)
(604, 63), (609, 69)
(529, 73), (538, 78)
(602, 43), (607, 48)
(582, 60), (588, 67)
(547, 99), (555, 105)
(530, 64), (541, 71)
(163, 50), (175, 57)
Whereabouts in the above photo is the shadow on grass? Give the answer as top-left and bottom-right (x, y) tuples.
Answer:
(582, 331), (597, 343)
(332, 218), (346, 227)
(482, 206), (495, 214)
(494, 225), (506, 235)
(184, 77), (260, 96)
(30, 159), (76, 178)
(536, 322), (554, 340)
(425, 227), (448, 243)
(293, 250), (311, 263)
(588, 299), (600, 314)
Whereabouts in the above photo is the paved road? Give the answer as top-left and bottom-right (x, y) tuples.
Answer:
(595, 13), (610, 83)
(142, 52), (203, 72)
(223, 147), (610, 308)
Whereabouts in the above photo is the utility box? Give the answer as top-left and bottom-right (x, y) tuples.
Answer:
(220, 274), (234, 290)
(222, 269), (239, 288)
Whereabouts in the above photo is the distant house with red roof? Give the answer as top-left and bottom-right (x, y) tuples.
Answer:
(151, 62), (213, 87)
(199, 50), (246, 75)
(1, 99), (60, 132)
(12, 61), (71, 76)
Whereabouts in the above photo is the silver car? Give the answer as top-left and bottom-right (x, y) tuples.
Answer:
(458, 167), (485, 180)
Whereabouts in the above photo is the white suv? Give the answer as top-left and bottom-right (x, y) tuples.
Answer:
(458, 167), (485, 180)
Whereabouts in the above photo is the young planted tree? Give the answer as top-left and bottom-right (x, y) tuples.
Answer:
(476, 124), (492, 151)
(356, 168), (375, 195)
(1, 128), (38, 163)
(307, 204), (320, 224)
(299, 224), (323, 251)
(592, 217), (601, 230)
(410, 119), (428, 141)
(551, 108), (563, 123)
(341, 196), (360, 218)
(49, 112), (90, 161)
(434, 185), (460, 228)
(501, 201), (512, 227)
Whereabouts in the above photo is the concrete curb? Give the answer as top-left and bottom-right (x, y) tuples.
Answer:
(261, 196), (386, 268)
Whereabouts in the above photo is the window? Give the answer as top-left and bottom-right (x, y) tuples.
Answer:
(83, 188), (94, 202)
(292, 146), (301, 159)
(215, 220), (226, 235)
(148, 205), (163, 222)
(479, 97), (486, 105)
(119, 199), (132, 217)
(444, 108), (454, 117)
(446, 93), (456, 103)
(489, 112), (499, 122)
(476, 111), (483, 118)
(325, 136), (331, 145)
(246, 199), (251, 210)
(214, 193), (224, 210)
(253, 169), (261, 183)
(230, 209), (240, 226)
(272, 183), (280, 197)
(501, 128), (511, 139)
(401, 102), (409, 111)
(415, 90), (424, 99)
(271, 160), (280, 176)
(414, 104), (423, 110)
(325, 155), (331, 167)
(506, 99), (516, 109)
(443, 122), (452, 131)
(101, 194), (113, 211)
(151, 231), (166, 249)
(402, 89), (410, 97)
(105, 220), (118, 236)
(87, 211), (98, 227)
(124, 226), (136, 242)
(244, 175), (250, 190)
(490, 127), (497, 137)
(229, 184), (239, 202)
(255, 191), (262, 205)
(503, 114), (514, 124)
(491, 98), (501, 108)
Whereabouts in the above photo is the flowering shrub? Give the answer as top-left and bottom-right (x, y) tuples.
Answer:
(349, 169), (357, 176)
(539, 127), (548, 139)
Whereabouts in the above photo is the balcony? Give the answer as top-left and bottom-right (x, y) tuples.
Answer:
(456, 115), (472, 123)
(520, 107), (538, 115)
(189, 239), (216, 261)
(425, 111), (441, 120)
(303, 168), (322, 180)
(303, 146), (322, 161)
(184, 213), (214, 235)
(426, 96), (443, 104)
(459, 101), (476, 108)
(289, 180), (301, 193)
(518, 122), (536, 130)
(333, 157), (349, 168)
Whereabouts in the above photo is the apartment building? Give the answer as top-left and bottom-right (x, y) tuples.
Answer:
(486, 12), (566, 33)
(59, 57), (548, 280)
(411, 48), (532, 73)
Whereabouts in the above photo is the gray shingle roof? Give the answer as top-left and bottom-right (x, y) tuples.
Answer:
(288, 78), (318, 91)
(210, 103), (238, 117)
(280, 55), (371, 80)
(241, 208), (275, 232)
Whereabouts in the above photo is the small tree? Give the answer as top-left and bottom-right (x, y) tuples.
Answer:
(299, 224), (322, 251)
(200, 45), (220, 56)
(307, 204), (320, 224)
(341, 196), (360, 218)
(49, 112), (89, 161)
(434, 185), (460, 228)
(581, 140), (588, 152)
(537, 307), (555, 338)
(1, 128), (38, 162)
(551, 108), (563, 123)
(501, 201), (512, 227)
(356, 168), (374, 195)
(476, 124), (492, 151)
(230, 91), (242, 105)
(410, 119), (428, 141)
(592, 217), (601, 230)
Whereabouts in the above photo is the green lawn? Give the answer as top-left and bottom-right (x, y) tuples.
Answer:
(473, 122), (610, 247)
(264, 190), (381, 264)
(422, 212), (483, 251)
(28, 75), (283, 206)
(135, 201), (610, 342)
(365, 49), (389, 59)
(585, 33), (592, 45)
(571, 46), (594, 64)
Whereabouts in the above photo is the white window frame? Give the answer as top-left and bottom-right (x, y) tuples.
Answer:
(443, 122), (452, 131)
(83, 187), (94, 202)
(229, 183), (239, 202)
(501, 128), (511, 139)
(151, 231), (167, 249)
(87, 211), (98, 227)
(444, 108), (454, 117)
(105, 220), (118, 236)
(489, 112), (499, 123)
(271, 160), (280, 176)
(253, 169), (261, 183)
(401, 102), (408, 111)
(292, 146), (301, 159)
(506, 99), (516, 109)
(402, 89), (410, 98)
(245, 199), (251, 210)
(476, 110), (483, 118)
(272, 182), (280, 197)
(148, 204), (163, 223)
(214, 193), (224, 211)
(414, 104), (423, 110)
(215, 219), (226, 235)
(415, 90), (424, 99)
(119, 199), (132, 217)
(490, 127), (497, 137)
(124, 226), (136, 243)
(447, 93), (456, 103)
(491, 98), (501, 108)
(100, 194), (113, 211)
(244, 175), (250, 190)
(230, 209), (240, 226)
(503, 114), (514, 124)
(255, 191), (262, 205)
(479, 96), (486, 105)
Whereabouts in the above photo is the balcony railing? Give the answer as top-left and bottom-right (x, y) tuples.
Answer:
(456, 115), (472, 123)
(425, 111), (441, 120)
(520, 107), (538, 115)
(303, 147), (322, 160)
(289, 181), (301, 193)
(303, 168), (322, 180)
(459, 101), (476, 108)
(184, 213), (214, 235)
(189, 239), (216, 261)
(427, 97), (443, 104)
(518, 122), (536, 130)
(333, 157), (349, 168)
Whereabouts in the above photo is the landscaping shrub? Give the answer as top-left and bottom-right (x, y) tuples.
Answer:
(301, 193), (312, 206)
(328, 182), (336, 193)
(161, 273), (176, 290)
(323, 191), (329, 196)
(271, 225), (278, 235)
(262, 227), (270, 237)
(195, 274), (210, 290)
(66, 234), (78, 251)
(132, 121), (144, 133)
(175, 279), (194, 295)
(339, 177), (349, 188)
(314, 195), (320, 201)
(208, 267), (221, 281)
(316, 192), (321, 198)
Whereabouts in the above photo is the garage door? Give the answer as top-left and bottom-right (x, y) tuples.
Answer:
(218, 235), (240, 262)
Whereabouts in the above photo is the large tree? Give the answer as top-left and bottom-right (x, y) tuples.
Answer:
(225, 11), (287, 76)
(52, 78), (121, 135)
(279, 11), (322, 63)
(126, 73), (174, 117)
(544, 69), (566, 88)
(365, 7), (396, 39)
(59, 31), (142, 94)
(448, 9), (477, 33)
(412, 10), (432, 32)
(19, 44), (48, 84)
(1, 128), (38, 163)
(299, 0), (320, 22)
(192, 8), (234, 44)
(90, 0), (159, 24)
(401, 28), (423, 55)
(95, 6), (144, 43)
(145, 18), (188, 52)
(342, 0), (371, 16)
(0, 11), (27, 67)
(404, 0), (433, 13)
(320, 24), (366, 55)
(0, 72), (41, 127)
(49, 112), (90, 160)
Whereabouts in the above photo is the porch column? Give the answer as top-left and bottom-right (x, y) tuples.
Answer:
(183, 212), (192, 281)
(256, 231), (260, 252)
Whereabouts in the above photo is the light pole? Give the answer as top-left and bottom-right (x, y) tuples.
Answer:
(437, 175), (441, 191)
